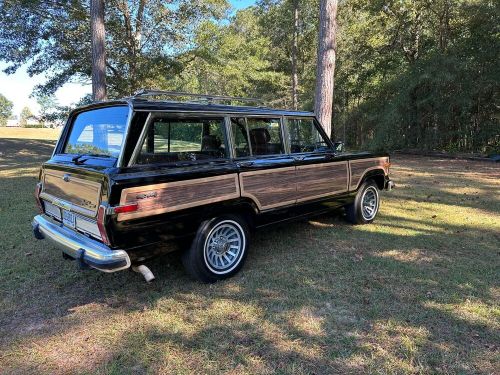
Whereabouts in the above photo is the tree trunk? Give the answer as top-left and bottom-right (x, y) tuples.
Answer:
(291, 0), (299, 110)
(90, 0), (107, 101)
(314, 0), (337, 138)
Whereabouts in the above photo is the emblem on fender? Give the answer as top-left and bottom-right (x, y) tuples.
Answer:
(136, 191), (158, 200)
(62, 174), (71, 182)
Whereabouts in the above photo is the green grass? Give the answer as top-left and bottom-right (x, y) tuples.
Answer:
(0, 132), (499, 374)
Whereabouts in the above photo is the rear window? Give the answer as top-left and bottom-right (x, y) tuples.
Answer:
(63, 106), (129, 158)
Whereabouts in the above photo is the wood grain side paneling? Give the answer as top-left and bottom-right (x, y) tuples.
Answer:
(349, 157), (388, 190)
(118, 174), (240, 221)
(296, 161), (349, 202)
(240, 167), (297, 210)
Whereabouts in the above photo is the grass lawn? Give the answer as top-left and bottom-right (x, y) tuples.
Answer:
(0, 132), (498, 374)
(0, 127), (61, 141)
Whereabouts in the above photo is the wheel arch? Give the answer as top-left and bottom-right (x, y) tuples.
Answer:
(357, 169), (386, 190)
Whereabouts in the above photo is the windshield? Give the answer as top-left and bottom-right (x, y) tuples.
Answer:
(63, 106), (129, 158)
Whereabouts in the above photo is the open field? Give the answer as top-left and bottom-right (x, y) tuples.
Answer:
(0, 127), (61, 141)
(0, 134), (498, 374)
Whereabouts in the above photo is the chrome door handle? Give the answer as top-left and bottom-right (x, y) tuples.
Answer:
(237, 161), (254, 167)
(293, 155), (306, 161)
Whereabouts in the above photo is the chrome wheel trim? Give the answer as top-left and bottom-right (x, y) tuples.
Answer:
(361, 186), (379, 221)
(203, 220), (246, 275)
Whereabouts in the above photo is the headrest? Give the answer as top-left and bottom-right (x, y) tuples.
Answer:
(249, 128), (271, 144)
(201, 135), (221, 150)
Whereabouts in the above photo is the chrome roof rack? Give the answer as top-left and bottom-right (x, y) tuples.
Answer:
(132, 89), (265, 105)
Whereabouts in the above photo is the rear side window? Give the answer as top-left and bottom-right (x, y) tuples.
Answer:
(64, 106), (129, 157)
(287, 118), (330, 153)
(136, 118), (227, 164)
(230, 117), (284, 157)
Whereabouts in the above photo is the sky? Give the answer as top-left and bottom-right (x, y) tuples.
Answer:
(0, 0), (257, 118)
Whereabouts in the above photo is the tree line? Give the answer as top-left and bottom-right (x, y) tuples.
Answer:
(0, 0), (498, 153)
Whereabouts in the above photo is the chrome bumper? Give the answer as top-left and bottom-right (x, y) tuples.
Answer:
(32, 214), (131, 272)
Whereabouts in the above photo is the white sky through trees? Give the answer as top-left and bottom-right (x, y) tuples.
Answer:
(0, 0), (256, 118)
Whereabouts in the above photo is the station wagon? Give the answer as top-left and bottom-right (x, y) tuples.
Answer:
(32, 90), (394, 282)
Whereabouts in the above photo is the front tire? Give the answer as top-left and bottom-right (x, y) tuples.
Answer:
(182, 215), (249, 283)
(345, 180), (380, 224)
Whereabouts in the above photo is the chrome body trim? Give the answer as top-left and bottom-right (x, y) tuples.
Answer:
(32, 214), (131, 273)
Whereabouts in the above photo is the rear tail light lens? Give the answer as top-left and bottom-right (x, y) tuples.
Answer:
(113, 203), (139, 214)
(97, 205), (111, 246)
(34, 182), (44, 213)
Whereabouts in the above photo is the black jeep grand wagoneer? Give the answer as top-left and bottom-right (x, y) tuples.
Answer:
(32, 91), (394, 283)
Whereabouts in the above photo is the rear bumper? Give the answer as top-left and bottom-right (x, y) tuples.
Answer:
(32, 214), (131, 272)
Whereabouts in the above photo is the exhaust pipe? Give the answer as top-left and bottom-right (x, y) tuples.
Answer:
(132, 265), (155, 283)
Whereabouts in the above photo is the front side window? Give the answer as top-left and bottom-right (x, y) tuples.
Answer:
(230, 117), (284, 157)
(136, 118), (227, 164)
(287, 118), (330, 153)
(64, 106), (129, 158)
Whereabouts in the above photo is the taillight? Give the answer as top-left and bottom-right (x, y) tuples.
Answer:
(383, 159), (391, 173)
(97, 205), (111, 246)
(35, 182), (44, 213)
(113, 203), (139, 214)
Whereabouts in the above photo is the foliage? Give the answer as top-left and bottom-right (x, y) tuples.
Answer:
(0, 93), (13, 126)
(0, 0), (498, 152)
(333, 0), (499, 153)
(19, 106), (34, 127)
(36, 94), (59, 125)
(0, 0), (231, 97)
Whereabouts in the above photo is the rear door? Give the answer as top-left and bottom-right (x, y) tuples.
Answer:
(286, 117), (349, 203)
(230, 116), (297, 210)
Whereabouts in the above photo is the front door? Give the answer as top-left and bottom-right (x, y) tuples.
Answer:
(230, 117), (297, 210)
(286, 117), (349, 204)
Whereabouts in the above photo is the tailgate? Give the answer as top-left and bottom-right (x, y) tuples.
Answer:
(40, 167), (105, 218)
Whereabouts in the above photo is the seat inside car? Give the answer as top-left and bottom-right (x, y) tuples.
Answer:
(249, 128), (271, 155)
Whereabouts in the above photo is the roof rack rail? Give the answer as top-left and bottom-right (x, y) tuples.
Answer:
(132, 89), (265, 105)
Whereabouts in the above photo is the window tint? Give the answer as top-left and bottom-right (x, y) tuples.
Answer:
(230, 117), (284, 157)
(64, 106), (129, 157)
(136, 118), (227, 164)
(287, 118), (330, 153)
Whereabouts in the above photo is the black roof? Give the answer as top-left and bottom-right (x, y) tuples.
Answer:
(74, 98), (315, 118)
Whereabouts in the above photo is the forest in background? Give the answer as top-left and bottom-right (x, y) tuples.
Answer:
(0, 0), (498, 153)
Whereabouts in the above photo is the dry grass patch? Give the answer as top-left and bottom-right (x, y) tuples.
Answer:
(0, 127), (61, 140)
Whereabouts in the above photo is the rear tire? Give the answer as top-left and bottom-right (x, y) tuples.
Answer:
(345, 180), (380, 224)
(182, 214), (249, 283)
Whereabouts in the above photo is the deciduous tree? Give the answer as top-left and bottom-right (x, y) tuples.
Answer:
(19, 106), (34, 127)
(0, 94), (14, 127)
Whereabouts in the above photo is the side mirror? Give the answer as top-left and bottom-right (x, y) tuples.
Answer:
(333, 141), (345, 153)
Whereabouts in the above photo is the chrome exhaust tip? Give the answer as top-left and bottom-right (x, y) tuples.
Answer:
(132, 265), (155, 283)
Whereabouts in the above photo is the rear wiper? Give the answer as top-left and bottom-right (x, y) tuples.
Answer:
(72, 153), (112, 164)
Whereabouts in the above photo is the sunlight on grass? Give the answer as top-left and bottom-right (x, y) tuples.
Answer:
(0, 127), (61, 140)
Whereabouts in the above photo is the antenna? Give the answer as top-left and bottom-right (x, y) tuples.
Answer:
(132, 89), (265, 105)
